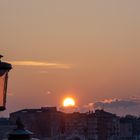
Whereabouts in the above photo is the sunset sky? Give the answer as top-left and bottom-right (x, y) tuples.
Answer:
(1, 0), (140, 116)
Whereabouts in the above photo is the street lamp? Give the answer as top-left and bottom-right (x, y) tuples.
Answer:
(0, 55), (12, 111)
(0, 55), (39, 140)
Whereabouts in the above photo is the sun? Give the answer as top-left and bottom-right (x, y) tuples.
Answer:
(63, 97), (75, 107)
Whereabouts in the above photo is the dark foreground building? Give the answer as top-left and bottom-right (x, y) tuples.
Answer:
(95, 110), (120, 140)
(11, 108), (140, 140)
(10, 107), (64, 139)
(0, 118), (15, 139)
(9, 107), (122, 140)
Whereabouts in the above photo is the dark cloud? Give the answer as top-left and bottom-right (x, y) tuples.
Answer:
(94, 99), (140, 109)
(83, 98), (140, 116)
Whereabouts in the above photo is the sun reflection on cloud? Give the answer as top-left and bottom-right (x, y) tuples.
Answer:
(9, 61), (72, 69)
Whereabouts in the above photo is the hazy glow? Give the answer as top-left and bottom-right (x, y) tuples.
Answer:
(63, 97), (75, 107)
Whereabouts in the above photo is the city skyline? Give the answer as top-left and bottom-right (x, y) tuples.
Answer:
(1, 0), (140, 116)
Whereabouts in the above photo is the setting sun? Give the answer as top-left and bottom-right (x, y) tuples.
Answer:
(63, 97), (75, 107)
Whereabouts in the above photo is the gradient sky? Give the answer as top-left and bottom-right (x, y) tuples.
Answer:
(0, 0), (140, 116)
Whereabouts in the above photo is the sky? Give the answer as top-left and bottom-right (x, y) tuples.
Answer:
(0, 0), (140, 116)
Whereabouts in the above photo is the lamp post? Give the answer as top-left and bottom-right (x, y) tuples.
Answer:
(0, 55), (12, 111)
(0, 55), (38, 140)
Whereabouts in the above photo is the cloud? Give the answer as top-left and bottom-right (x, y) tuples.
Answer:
(83, 98), (140, 115)
(9, 61), (72, 69)
(93, 99), (140, 109)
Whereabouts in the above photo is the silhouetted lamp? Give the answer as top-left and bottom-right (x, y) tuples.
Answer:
(0, 55), (12, 111)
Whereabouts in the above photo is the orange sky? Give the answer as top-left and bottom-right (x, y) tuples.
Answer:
(0, 0), (140, 116)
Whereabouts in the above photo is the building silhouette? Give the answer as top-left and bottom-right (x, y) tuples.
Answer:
(9, 107), (140, 140)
